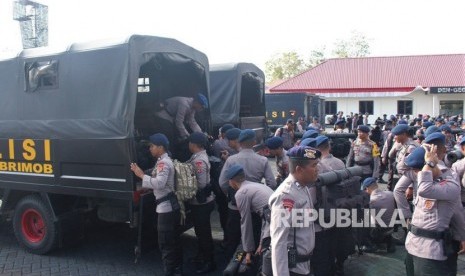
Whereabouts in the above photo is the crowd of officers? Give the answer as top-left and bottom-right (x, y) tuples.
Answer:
(130, 102), (465, 276)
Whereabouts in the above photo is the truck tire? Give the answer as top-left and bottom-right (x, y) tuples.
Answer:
(13, 195), (58, 254)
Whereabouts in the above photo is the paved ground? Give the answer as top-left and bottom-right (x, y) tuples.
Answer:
(2, 163), (465, 275)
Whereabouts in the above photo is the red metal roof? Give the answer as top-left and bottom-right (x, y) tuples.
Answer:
(270, 54), (465, 93)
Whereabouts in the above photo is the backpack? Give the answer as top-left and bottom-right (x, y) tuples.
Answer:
(173, 160), (198, 223)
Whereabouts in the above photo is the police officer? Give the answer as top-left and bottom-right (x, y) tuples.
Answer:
(312, 135), (347, 276)
(186, 132), (216, 274)
(225, 164), (274, 275)
(219, 129), (276, 258)
(217, 127), (241, 252)
(223, 128), (242, 160)
(346, 125), (380, 181)
(154, 93), (209, 161)
(130, 133), (182, 276)
(440, 125), (455, 152)
(361, 177), (396, 253)
(265, 137), (290, 186)
(404, 133), (465, 275)
(211, 123), (236, 159)
(275, 119), (295, 150)
(210, 125), (238, 248)
(451, 136), (465, 204)
(331, 119), (347, 133)
(269, 146), (321, 276)
(155, 94), (208, 142)
(389, 124), (420, 178)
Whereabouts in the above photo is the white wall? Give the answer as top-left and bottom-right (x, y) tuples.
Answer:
(325, 91), (465, 124)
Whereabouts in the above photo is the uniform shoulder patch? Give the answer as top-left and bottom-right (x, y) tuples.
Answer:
(282, 198), (295, 211)
(157, 162), (165, 173)
(372, 144), (380, 157)
(195, 161), (203, 173)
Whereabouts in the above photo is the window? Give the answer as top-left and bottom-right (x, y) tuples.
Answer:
(25, 60), (58, 91)
(325, 101), (337, 115)
(397, 100), (413, 115)
(137, 77), (150, 93)
(359, 101), (373, 115)
(440, 100), (463, 116)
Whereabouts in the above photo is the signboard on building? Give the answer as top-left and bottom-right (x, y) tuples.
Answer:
(430, 87), (465, 94)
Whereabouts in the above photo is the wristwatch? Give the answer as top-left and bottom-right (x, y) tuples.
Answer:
(426, 161), (436, 168)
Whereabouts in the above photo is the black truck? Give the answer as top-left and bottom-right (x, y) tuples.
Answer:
(265, 92), (325, 131)
(209, 63), (267, 142)
(0, 35), (210, 255)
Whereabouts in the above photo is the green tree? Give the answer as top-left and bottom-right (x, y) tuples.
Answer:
(332, 31), (370, 58)
(306, 47), (327, 68)
(265, 31), (371, 83)
(265, 52), (306, 83)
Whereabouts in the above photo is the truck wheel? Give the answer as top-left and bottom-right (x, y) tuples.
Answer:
(13, 195), (58, 254)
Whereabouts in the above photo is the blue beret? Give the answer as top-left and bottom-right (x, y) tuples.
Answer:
(300, 138), (317, 147)
(391, 124), (410, 135)
(188, 132), (207, 145)
(398, 120), (408, 125)
(265, 137), (283, 150)
(335, 119), (345, 126)
(225, 128), (241, 140)
(435, 117), (444, 122)
(424, 132), (446, 145)
(390, 115), (397, 120)
(357, 125), (370, 133)
(460, 136), (465, 145)
(287, 146), (321, 160)
(302, 129), (319, 139)
(440, 125), (451, 133)
(225, 164), (244, 180)
(196, 93), (208, 108)
(404, 147), (426, 169)
(423, 121), (433, 128)
(424, 126), (440, 137)
(221, 123), (235, 134)
(361, 177), (377, 189)
(448, 121), (457, 127)
(315, 135), (329, 147)
(305, 126), (316, 131)
(149, 133), (169, 148)
(239, 129), (256, 143)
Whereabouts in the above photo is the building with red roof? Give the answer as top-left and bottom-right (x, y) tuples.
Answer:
(269, 54), (465, 124)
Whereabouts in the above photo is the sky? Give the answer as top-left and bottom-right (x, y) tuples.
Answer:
(1, 0), (464, 70)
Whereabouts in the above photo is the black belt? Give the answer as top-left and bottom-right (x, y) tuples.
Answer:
(408, 224), (446, 241)
(355, 161), (371, 166)
(155, 192), (176, 205)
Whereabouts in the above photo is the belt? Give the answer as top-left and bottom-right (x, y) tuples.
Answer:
(155, 192), (176, 205)
(408, 224), (446, 241)
(355, 161), (371, 166)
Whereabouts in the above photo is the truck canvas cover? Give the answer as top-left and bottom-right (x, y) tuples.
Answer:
(209, 63), (265, 127)
(0, 35), (209, 139)
(0, 35), (209, 200)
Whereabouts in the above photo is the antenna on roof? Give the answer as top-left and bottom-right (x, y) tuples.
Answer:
(12, 0), (48, 49)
